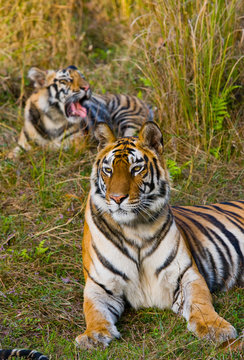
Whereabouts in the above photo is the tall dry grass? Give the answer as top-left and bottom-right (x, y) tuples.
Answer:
(0, 0), (124, 87)
(0, 0), (87, 70)
(128, 0), (244, 160)
(0, 0), (243, 162)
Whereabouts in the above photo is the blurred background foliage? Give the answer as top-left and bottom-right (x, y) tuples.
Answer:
(0, 0), (243, 163)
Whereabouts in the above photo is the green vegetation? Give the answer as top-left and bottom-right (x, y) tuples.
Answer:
(0, 0), (243, 359)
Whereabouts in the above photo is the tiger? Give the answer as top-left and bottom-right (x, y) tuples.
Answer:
(8, 66), (153, 158)
(76, 121), (244, 349)
(0, 349), (48, 359)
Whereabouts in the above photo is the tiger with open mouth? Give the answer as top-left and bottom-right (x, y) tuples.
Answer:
(8, 66), (153, 158)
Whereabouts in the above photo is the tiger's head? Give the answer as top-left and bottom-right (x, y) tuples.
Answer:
(28, 65), (92, 123)
(91, 122), (170, 225)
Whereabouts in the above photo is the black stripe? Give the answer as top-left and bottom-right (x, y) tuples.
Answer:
(91, 201), (138, 265)
(142, 161), (155, 193)
(92, 242), (129, 281)
(29, 103), (51, 139)
(115, 107), (144, 121)
(205, 248), (218, 290)
(121, 125), (139, 131)
(208, 228), (234, 266)
(225, 216), (244, 234)
(0, 350), (12, 358)
(84, 267), (114, 296)
(107, 303), (120, 321)
(175, 211), (231, 291)
(179, 208), (244, 265)
(17, 143), (27, 153)
(142, 210), (173, 260)
(51, 101), (65, 115)
(174, 216), (211, 288)
(63, 128), (80, 140)
(23, 129), (31, 142)
(144, 154), (149, 164)
(173, 259), (193, 304)
(111, 95), (130, 119)
(155, 233), (180, 276)
(187, 217), (230, 287)
(159, 180), (167, 197)
(211, 205), (244, 225)
(218, 201), (244, 209)
(153, 158), (160, 182)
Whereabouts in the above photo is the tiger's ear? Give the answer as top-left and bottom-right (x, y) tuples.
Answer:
(28, 67), (47, 88)
(139, 121), (164, 155)
(94, 123), (116, 151)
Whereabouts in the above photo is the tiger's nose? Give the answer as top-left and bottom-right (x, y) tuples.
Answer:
(109, 194), (128, 204)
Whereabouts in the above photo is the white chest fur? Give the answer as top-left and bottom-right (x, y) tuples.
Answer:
(86, 208), (190, 310)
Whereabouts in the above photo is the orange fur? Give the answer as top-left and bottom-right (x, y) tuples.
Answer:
(186, 268), (235, 340)
(82, 211), (92, 282)
(76, 298), (112, 349)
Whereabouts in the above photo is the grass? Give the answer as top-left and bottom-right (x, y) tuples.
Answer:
(0, 0), (244, 359)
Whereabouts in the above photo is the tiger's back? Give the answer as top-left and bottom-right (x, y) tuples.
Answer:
(173, 201), (244, 292)
(84, 93), (154, 136)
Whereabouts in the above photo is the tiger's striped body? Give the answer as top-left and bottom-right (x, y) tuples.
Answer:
(173, 202), (244, 292)
(0, 349), (48, 359)
(82, 93), (153, 136)
(8, 66), (153, 158)
(76, 122), (243, 349)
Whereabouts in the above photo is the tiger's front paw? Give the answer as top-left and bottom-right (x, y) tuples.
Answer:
(75, 332), (112, 349)
(188, 315), (237, 342)
(7, 150), (17, 160)
(75, 326), (120, 349)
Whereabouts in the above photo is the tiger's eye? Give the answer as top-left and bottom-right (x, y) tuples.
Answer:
(133, 166), (142, 172)
(103, 167), (112, 174)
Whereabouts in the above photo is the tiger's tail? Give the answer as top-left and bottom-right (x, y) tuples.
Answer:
(0, 349), (49, 360)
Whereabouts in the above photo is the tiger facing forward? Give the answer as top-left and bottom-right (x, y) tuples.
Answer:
(8, 66), (153, 158)
(77, 121), (244, 349)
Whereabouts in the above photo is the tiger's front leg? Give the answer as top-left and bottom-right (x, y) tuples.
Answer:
(7, 128), (31, 159)
(172, 265), (237, 342)
(76, 279), (124, 349)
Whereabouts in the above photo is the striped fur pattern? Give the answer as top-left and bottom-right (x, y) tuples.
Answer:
(0, 349), (48, 359)
(173, 202), (244, 292)
(81, 93), (154, 137)
(8, 66), (91, 158)
(76, 122), (244, 349)
(8, 66), (153, 158)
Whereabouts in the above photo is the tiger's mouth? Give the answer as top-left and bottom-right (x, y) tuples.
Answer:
(65, 89), (92, 121)
(65, 101), (87, 119)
